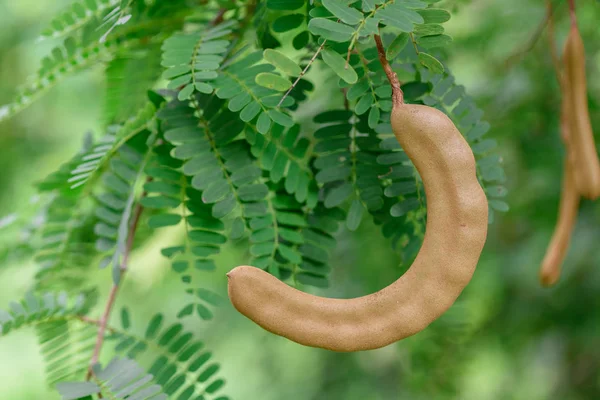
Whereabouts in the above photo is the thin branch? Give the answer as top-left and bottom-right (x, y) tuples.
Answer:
(210, 8), (227, 25)
(342, 88), (349, 110)
(277, 41), (327, 108)
(546, 0), (562, 85)
(504, 5), (554, 68)
(374, 34), (403, 106)
(85, 199), (145, 380)
(240, 0), (257, 31)
(77, 315), (116, 332)
(408, 32), (420, 55)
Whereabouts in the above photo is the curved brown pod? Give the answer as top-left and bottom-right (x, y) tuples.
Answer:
(539, 161), (580, 287)
(227, 104), (488, 352)
(563, 25), (600, 199)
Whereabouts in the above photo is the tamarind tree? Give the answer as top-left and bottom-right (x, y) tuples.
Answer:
(0, 1), (511, 399)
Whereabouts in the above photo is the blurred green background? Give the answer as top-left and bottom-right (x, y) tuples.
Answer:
(1, 0), (600, 399)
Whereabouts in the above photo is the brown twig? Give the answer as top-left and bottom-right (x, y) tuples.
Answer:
(240, 0), (257, 31)
(211, 8), (227, 25)
(374, 34), (403, 106)
(504, 5), (554, 69)
(342, 88), (349, 110)
(85, 200), (145, 380)
(277, 41), (327, 108)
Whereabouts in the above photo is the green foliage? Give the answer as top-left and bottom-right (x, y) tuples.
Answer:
(0, 291), (94, 337)
(93, 130), (156, 283)
(0, 291), (98, 384)
(0, 1), (512, 398)
(107, 309), (230, 399)
(34, 136), (100, 291)
(0, 3), (187, 123)
(0, 197), (48, 269)
(162, 21), (236, 101)
(245, 123), (313, 203)
(142, 135), (227, 319)
(314, 110), (386, 231)
(41, 0), (121, 39)
(104, 45), (163, 124)
(34, 102), (159, 290)
(57, 357), (167, 400)
(214, 50), (294, 132)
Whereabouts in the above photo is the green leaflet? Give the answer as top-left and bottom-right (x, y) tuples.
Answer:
(417, 34), (453, 49)
(373, 2), (425, 32)
(308, 18), (354, 42)
(263, 49), (302, 77)
(321, 48), (358, 84)
(322, 0), (364, 25)
(417, 8), (451, 24)
(386, 33), (410, 60)
(255, 72), (293, 91)
(418, 52), (445, 73)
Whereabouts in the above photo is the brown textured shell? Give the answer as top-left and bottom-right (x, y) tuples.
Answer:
(563, 25), (600, 200)
(227, 104), (488, 352)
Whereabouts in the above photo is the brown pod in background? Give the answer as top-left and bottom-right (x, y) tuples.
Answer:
(539, 160), (580, 286)
(563, 25), (600, 199)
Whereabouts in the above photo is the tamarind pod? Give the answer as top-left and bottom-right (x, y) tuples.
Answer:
(227, 105), (488, 352)
(563, 25), (600, 200)
(539, 160), (580, 287)
(559, 76), (581, 188)
(559, 74), (571, 145)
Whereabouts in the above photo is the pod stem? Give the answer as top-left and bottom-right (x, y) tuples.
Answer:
(374, 34), (404, 106)
(546, 0), (561, 84)
(568, 0), (577, 26)
(277, 40), (326, 107)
